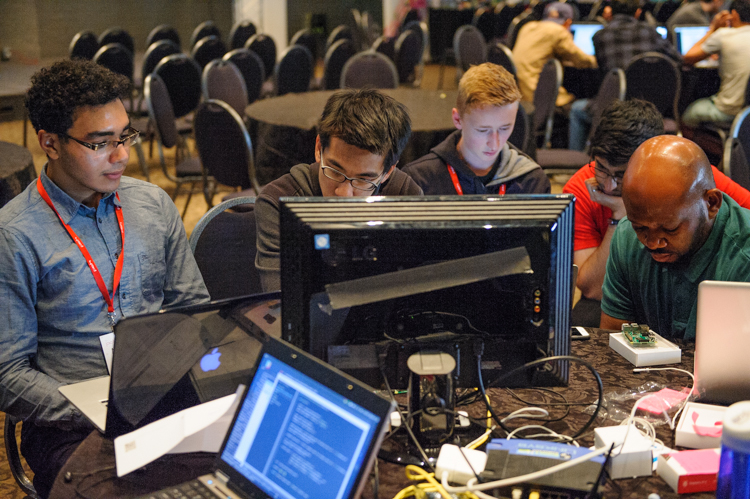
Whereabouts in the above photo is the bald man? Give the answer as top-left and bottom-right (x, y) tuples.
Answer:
(600, 135), (750, 339)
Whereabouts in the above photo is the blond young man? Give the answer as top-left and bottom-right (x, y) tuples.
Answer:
(403, 63), (549, 195)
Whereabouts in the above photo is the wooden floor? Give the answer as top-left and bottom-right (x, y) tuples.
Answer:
(0, 63), (567, 496)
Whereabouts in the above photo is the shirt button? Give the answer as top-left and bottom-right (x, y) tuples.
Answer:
(98, 218), (103, 223)
(122, 293), (127, 300)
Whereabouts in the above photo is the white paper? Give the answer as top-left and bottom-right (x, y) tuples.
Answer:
(114, 386), (243, 477)
(99, 332), (115, 374)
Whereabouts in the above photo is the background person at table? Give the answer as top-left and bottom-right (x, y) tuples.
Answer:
(600, 135), (750, 338)
(682, 0), (750, 128)
(568, 0), (682, 150)
(402, 63), (549, 195)
(667, 0), (725, 31)
(255, 88), (422, 292)
(0, 60), (210, 498)
(565, 100), (750, 327)
(512, 2), (598, 108)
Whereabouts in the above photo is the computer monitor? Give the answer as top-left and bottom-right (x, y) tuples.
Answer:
(672, 24), (709, 55)
(279, 195), (575, 391)
(571, 22), (603, 56)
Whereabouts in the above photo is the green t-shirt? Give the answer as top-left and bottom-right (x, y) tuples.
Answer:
(602, 194), (750, 339)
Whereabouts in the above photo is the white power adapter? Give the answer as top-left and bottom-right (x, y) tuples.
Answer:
(594, 425), (653, 479)
(435, 444), (487, 485)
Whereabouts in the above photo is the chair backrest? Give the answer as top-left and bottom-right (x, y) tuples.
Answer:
(229, 19), (257, 49)
(144, 73), (179, 149)
(245, 33), (277, 82)
(223, 48), (265, 104)
(326, 24), (354, 53)
(142, 39), (181, 80)
(487, 42), (516, 78)
(189, 196), (262, 299)
(98, 27), (134, 54)
(394, 29), (423, 84)
(723, 106), (750, 189)
(587, 67), (626, 146)
(146, 24), (181, 49)
(533, 58), (563, 148)
(372, 35), (396, 62)
(4, 415), (38, 498)
(509, 101), (531, 155)
(473, 7), (497, 42)
(274, 45), (314, 96)
(93, 43), (134, 82)
(191, 20), (221, 49)
(153, 53), (203, 118)
(322, 38), (357, 90)
(69, 30), (99, 60)
(506, 9), (538, 50)
(495, 2), (526, 39)
(340, 50), (399, 89)
(454, 25), (487, 73)
(290, 28), (318, 62)
(202, 59), (249, 116)
(194, 99), (258, 192)
(625, 51), (680, 121)
(191, 35), (227, 69)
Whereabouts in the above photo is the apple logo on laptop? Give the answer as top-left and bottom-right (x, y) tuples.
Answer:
(200, 348), (222, 372)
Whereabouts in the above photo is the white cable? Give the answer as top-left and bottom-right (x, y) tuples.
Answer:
(501, 407), (550, 423)
(505, 425), (580, 446)
(441, 445), (610, 494)
(632, 367), (695, 428)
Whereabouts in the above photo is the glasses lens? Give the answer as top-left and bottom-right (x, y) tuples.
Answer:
(351, 179), (377, 191)
(323, 166), (346, 183)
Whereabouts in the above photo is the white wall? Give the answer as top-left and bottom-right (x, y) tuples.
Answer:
(233, 0), (288, 57)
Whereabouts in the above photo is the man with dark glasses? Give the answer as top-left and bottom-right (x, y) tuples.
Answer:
(0, 60), (209, 497)
(255, 89), (423, 291)
(563, 99), (750, 326)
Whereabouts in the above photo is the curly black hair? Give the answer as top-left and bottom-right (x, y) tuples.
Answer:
(25, 59), (130, 136)
(589, 99), (664, 166)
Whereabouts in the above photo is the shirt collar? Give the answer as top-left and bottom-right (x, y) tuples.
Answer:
(684, 195), (729, 282)
(39, 165), (118, 223)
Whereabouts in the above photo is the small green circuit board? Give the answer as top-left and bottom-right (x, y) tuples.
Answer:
(622, 323), (656, 346)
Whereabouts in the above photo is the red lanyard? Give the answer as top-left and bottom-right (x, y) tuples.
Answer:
(447, 164), (506, 196)
(37, 178), (125, 327)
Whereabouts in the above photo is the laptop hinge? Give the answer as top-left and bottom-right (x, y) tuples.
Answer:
(215, 470), (230, 485)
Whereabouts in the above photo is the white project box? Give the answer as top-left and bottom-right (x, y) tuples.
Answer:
(609, 331), (681, 367)
(675, 402), (727, 449)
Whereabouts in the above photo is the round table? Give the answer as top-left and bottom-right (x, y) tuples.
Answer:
(0, 141), (36, 208)
(245, 89), (459, 185)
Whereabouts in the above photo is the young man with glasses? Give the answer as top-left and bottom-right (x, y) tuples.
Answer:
(255, 88), (422, 291)
(0, 60), (209, 498)
(563, 99), (750, 326)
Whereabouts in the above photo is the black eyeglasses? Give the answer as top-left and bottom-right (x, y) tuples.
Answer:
(58, 127), (140, 155)
(320, 156), (383, 193)
(593, 159), (625, 184)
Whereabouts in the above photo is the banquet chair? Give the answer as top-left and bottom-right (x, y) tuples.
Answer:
(453, 25), (487, 81)
(625, 52), (681, 133)
(290, 28), (318, 63)
(245, 33), (277, 83)
(326, 25), (355, 54)
(394, 29), (423, 85)
(4, 414), (38, 499)
(223, 48), (265, 104)
(402, 20), (428, 79)
(722, 106), (750, 190)
(340, 50), (399, 89)
(372, 35), (396, 63)
(189, 196), (262, 299)
(228, 19), (257, 50)
(93, 43), (134, 82)
(144, 73), (204, 218)
(486, 42), (516, 78)
(506, 8), (540, 50)
(194, 99), (261, 207)
(191, 35), (227, 69)
(274, 45), (314, 96)
(473, 7), (497, 43)
(509, 102), (532, 157)
(534, 58), (562, 150)
(98, 27), (134, 55)
(495, 2), (527, 40)
(190, 20), (221, 49)
(146, 24), (181, 49)
(202, 59), (248, 117)
(141, 40), (181, 81)
(69, 30), (99, 60)
(322, 38), (357, 90)
(153, 53), (203, 119)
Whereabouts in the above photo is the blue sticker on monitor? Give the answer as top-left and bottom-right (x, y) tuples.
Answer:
(314, 234), (330, 249)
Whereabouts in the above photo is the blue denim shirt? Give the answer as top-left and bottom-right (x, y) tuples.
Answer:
(0, 169), (210, 429)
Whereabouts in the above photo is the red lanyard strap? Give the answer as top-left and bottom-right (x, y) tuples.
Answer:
(447, 164), (506, 195)
(37, 178), (125, 326)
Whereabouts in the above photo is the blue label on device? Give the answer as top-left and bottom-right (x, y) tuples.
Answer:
(314, 234), (330, 250)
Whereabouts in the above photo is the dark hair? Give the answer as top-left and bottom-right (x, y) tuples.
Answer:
(25, 59), (130, 135)
(590, 99), (664, 166)
(610, 0), (641, 16)
(729, 0), (750, 22)
(317, 89), (412, 168)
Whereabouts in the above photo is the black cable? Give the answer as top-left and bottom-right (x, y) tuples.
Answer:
(477, 354), (514, 435)
(503, 387), (573, 422)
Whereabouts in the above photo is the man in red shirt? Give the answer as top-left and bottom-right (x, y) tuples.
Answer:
(564, 100), (750, 326)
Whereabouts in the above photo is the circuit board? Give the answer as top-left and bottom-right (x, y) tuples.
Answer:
(622, 323), (656, 346)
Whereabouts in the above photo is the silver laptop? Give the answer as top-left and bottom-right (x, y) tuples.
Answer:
(694, 280), (750, 404)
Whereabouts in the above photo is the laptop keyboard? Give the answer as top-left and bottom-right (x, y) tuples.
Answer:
(137, 479), (218, 499)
